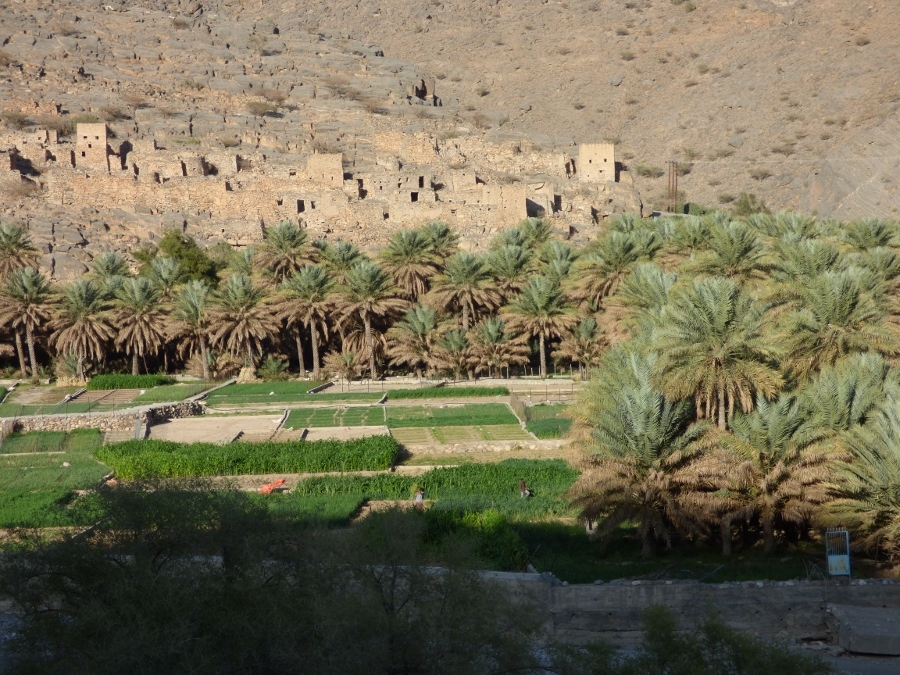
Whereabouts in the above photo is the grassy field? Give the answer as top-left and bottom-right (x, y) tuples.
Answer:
(386, 404), (518, 428)
(525, 403), (572, 439)
(387, 386), (509, 400)
(285, 407), (385, 428)
(308, 392), (384, 402)
(132, 382), (219, 403)
(206, 381), (323, 405)
(0, 429), (108, 528)
(96, 436), (399, 479)
(392, 424), (531, 445)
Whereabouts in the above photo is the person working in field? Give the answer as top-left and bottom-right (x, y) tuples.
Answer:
(519, 479), (532, 498)
(414, 487), (425, 509)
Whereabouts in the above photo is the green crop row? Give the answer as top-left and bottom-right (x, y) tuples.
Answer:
(386, 386), (509, 400)
(386, 403), (517, 428)
(96, 435), (399, 479)
(87, 374), (175, 390)
(132, 382), (218, 403)
(292, 459), (578, 500)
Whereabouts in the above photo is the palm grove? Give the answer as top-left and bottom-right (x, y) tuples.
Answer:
(3, 211), (900, 560)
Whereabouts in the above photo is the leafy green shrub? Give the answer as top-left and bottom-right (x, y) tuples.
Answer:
(257, 357), (289, 381)
(386, 403), (517, 428)
(424, 508), (528, 569)
(246, 100), (276, 116)
(636, 164), (665, 178)
(87, 374), (175, 390)
(96, 436), (399, 479)
(293, 459), (578, 501)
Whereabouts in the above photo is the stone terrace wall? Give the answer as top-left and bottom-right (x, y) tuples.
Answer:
(0, 401), (203, 435)
(487, 574), (900, 646)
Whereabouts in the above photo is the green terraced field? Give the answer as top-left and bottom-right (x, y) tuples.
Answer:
(206, 382), (323, 405)
(386, 404), (517, 428)
(285, 406), (385, 428)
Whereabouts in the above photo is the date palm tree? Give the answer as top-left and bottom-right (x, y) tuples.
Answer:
(841, 217), (899, 251)
(651, 276), (783, 430)
(568, 347), (711, 557)
(334, 261), (406, 380)
(170, 280), (212, 381)
(538, 240), (578, 282)
(555, 317), (606, 379)
(717, 394), (833, 554)
(0, 222), (39, 280)
(255, 221), (314, 283)
(687, 221), (771, 282)
(319, 240), (364, 286)
(616, 263), (677, 329)
(421, 220), (459, 261)
(429, 252), (500, 332)
(89, 251), (131, 298)
(468, 316), (530, 378)
(781, 270), (898, 381)
(147, 257), (182, 300)
(379, 229), (440, 301)
(432, 327), (471, 381)
(0, 267), (53, 378)
(385, 304), (440, 379)
(821, 394), (900, 561)
(569, 231), (660, 309)
(517, 217), (552, 250)
(50, 279), (114, 381)
(278, 265), (335, 379)
(208, 274), (277, 367)
(113, 277), (167, 376)
(486, 244), (533, 302)
(504, 276), (577, 378)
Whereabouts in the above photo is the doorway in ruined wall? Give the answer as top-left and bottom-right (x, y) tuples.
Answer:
(553, 195), (562, 213)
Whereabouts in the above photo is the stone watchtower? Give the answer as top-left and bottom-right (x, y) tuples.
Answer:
(75, 123), (110, 172)
(578, 143), (616, 183)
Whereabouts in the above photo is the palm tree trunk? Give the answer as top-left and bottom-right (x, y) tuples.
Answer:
(163, 348), (169, 375)
(717, 387), (726, 430)
(462, 302), (474, 380)
(25, 325), (38, 379)
(13, 330), (27, 378)
(364, 313), (375, 380)
(763, 514), (776, 554)
(310, 322), (320, 380)
(199, 337), (210, 381)
(720, 516), (733, 556)
(132, 352), (139, 376)
(295, 330), (306, 377)
(77, 355), (85, 382)
(640, 521), (655, 558)
(539, 332), (547, 379)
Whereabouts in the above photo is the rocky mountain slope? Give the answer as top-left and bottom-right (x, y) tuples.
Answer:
(249, 0), (900, 219)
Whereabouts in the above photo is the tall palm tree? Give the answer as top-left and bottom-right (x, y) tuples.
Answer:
(0, 267), (53, 378)
(420, 220), (459, 261)
(113, 277), (167, 376)
(616, 263), (677, 329)
(517, 217), (552, 250)
(688, 221), (771, 281)
(386, 304), (440, 379)
(658, 215), (710, 259)
(89, 251), (130, 298)
(255, 221), (314, 283)
(555, 317), (606, 378)
(208, 274), (277, 367)
(486, 245), (533, 302)
(429, 252), (500, 332)
(0, 222), (39, 280)
(147, 257), (182, 300)
(841, 218), (899, 251)
(468, 316), (529, 378)
(821, 394), (900, 561)
(433, 327), (471, 381)
(335, 261), (406, 380)
(278, 265), (335, 379)
(503, 276), (577, 378)
(569, 231), (660, 309)
(319, 240), (364, 286)
(771, 238), (843, 284)
(718, 395), (833, 554)
(379, 229), (440, 301)
(170, 280), (212, 381)
(781, 270), (898, 381)
(50, 279), (114, 381)
(651, 276), (783, 430)
(568, 347), (711, 557)
(538, 240), (578, 282)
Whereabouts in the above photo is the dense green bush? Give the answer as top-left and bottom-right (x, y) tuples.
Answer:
(387, 386), (509, 400)
(96, 436), (399, 479)
(87, 374), (175, 390)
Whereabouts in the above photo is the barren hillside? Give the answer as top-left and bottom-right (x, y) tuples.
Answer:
(251, 0), (900, 218)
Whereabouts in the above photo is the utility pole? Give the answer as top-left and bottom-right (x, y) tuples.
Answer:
(666, 160), (679, 213)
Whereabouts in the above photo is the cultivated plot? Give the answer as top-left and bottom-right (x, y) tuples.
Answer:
(285, 406), (384, 428)
(385, 404), (518, 428)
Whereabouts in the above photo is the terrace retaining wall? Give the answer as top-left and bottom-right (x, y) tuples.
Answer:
(0, 401), (204, 435)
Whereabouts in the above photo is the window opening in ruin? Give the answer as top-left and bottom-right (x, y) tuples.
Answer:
(379, 185), (383, 190)
(81, 151), (86, 157)
(88, 143), (92, 149)
(297, 200), (305, 213)
(310, 201), (316, 210)
(276, 198), (283, 206)
(95, 136), (99, 140)
(411, 192), (419, 203)
(554, 195), (562, 212)
(383, 211), (389, 220)
(181, 162), (188, 177)
(154, 173), (161, 183)
(588, 159), (592, 164)
(604, 158), (608, 162)
(418, 176), (424, 188)
(289, 170), (296, 177)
